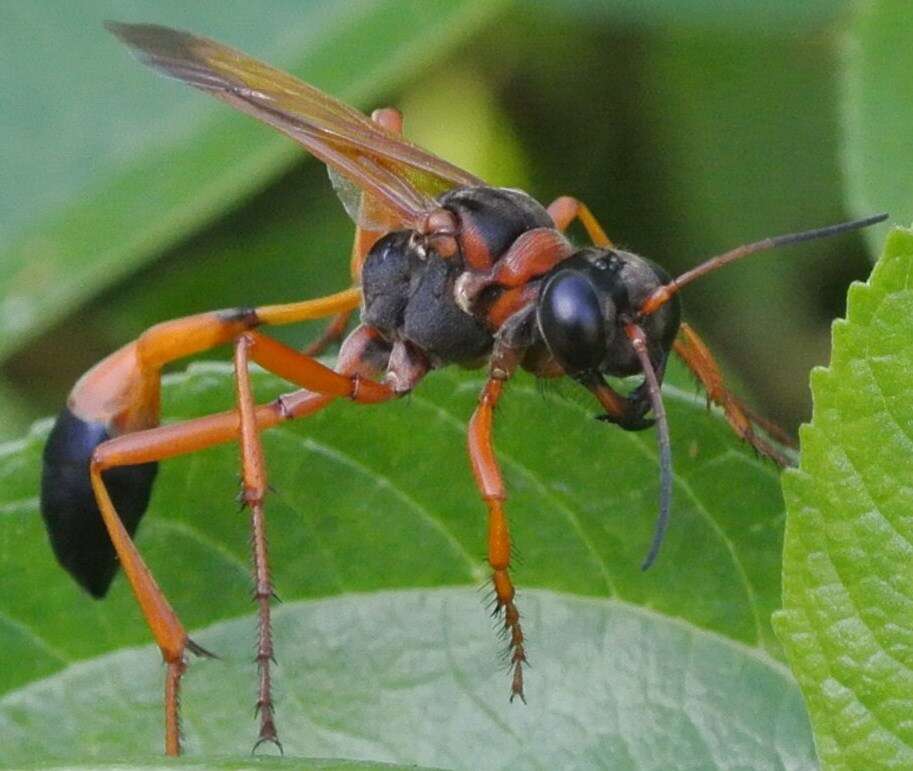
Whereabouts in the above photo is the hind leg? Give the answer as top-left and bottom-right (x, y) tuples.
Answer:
(41, 289), (361, 596)
(84, 325), (395, 754)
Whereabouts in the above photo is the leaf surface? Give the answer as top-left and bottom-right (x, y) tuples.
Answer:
(775, 226), (913, 768)
(1, 362), (809, 767)
(3, 589), (810, 770)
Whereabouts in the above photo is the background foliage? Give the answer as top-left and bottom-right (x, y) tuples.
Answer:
(0, 1), (910, 768)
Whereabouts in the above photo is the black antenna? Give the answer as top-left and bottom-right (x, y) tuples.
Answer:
(629, 212), (888, 564)
(625, 324), (672, 570)
(640, 212), (889, 316)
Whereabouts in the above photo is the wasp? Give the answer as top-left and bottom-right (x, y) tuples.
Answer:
(39, 22), (886, 756)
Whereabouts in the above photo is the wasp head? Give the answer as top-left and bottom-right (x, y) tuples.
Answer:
(536, 248), (682, 383)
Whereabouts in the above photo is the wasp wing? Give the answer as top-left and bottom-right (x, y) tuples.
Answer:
(106, 22), (483, 230)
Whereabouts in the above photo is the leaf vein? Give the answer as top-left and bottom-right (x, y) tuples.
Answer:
(278, 430), (481, 579)
(145, 518), (251, 579)
(408, 388), (618, 598)
(0, 611), (70, 666)
(500, 381), (767, 648)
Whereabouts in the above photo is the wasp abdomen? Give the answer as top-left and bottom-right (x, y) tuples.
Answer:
(40, 407), (158, 598)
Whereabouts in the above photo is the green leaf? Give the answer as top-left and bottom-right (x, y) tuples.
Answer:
(0, 378), (29, 442)
(842, 0), (913, 252)
(1, 362), (810, 766)
(0, 0), (506, 362)
(38, 764), (428, 771)
(774, 226), (913, 768)
(3, 590), (810, 769)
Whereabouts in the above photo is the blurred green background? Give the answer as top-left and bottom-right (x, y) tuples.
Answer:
(0, 0), (906, 438)
(3, 3), (913, 765)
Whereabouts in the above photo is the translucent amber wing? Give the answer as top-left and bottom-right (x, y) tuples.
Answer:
(107, 22), (484, 229)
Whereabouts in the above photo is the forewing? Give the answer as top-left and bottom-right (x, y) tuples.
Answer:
(106, 22), (484, 230)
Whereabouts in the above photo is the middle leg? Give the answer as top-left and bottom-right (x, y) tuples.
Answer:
(547, 195), (613, 247)
(232, 326), (400, 745)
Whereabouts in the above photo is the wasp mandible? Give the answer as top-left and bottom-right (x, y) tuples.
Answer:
(39, 22), (887, 756)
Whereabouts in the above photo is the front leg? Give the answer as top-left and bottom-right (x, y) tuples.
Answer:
(467, 376), (528, 702)
(467, 321), (533, 700)
(575, 370), (657, 431)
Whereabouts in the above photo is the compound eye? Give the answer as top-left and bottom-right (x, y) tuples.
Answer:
(537, 270), (608, 375)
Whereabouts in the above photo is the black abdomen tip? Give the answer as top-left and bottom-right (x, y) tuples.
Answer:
(40, 408), (157, 598)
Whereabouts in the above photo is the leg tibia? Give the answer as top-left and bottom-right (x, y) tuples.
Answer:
(234, 336), (281, 751)
(89, 462), (187, 662)
(468, 379), (528, 702)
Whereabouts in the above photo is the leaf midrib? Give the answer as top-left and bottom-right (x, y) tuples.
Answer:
(0, 586), (797, 712)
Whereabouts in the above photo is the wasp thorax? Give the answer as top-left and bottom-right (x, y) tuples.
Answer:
(536, 249), (681, 379)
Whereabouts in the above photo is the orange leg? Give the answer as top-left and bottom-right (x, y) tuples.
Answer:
(234, 336), (281, 751)
(673, 322), (794, 466)
(89, 452), (208, 755)
(302, 310), (355, 357)
(301, 240), (373, 356)
(467, 377), (527, 702)
(70, 287), (361, 437)
(547, 196), (614, 248)
(87, 325), (395, 755)
(305, 107), (406, 356)
(52, 304), (373, 603)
